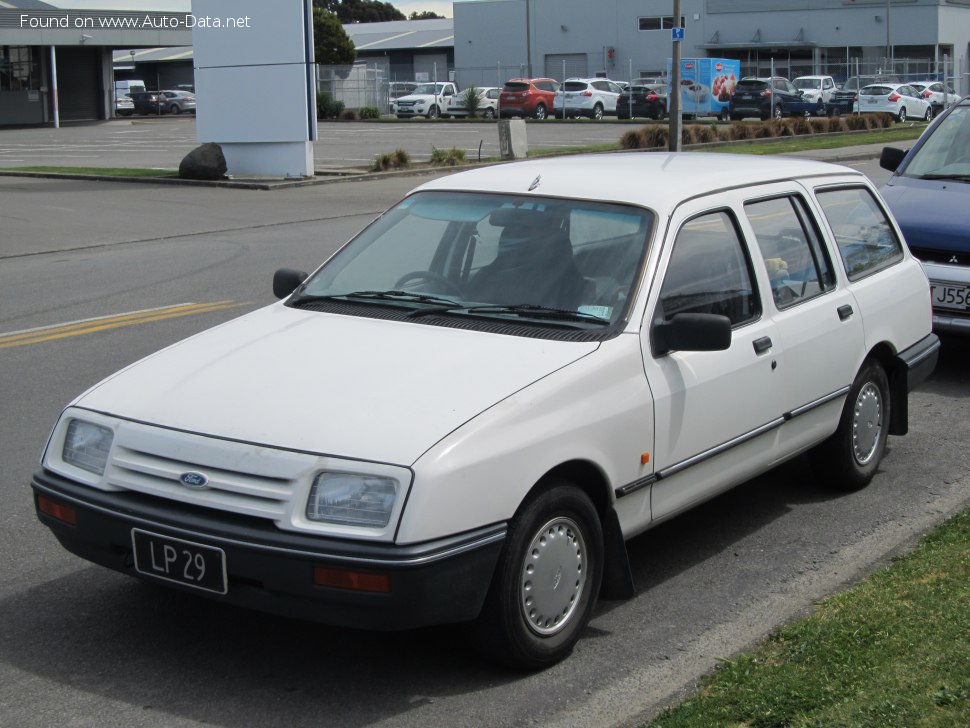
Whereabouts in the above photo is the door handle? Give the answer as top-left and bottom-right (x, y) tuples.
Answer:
(753, 336), (773, 354)
(838, 304), (854, 321)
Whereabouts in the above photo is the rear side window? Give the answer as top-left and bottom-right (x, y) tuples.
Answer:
(657, 211), (761, 327)
(744, 196), (835, 309)
(815, 187), (903, 281)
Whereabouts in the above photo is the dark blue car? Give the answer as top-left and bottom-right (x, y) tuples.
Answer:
(880, 97), (970, 335)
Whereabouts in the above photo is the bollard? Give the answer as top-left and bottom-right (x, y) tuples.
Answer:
(498, 119), (528, 160)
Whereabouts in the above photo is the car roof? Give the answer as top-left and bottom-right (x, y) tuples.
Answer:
(413, 153), (858, 214)
(793, 75), (832, 80)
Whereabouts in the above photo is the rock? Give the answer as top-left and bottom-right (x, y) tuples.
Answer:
(179, 143), (227, 180)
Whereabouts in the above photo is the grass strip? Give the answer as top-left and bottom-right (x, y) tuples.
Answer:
(648, 506), (970, 728)
(6, 166), (176, 177)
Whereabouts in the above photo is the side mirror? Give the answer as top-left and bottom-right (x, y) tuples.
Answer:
(651, 313), (732, 358)
(273, 268), (308, 299)
(879, 146), (908, 173)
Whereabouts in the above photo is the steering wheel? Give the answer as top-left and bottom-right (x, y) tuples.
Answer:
(393, 271), (464, 297)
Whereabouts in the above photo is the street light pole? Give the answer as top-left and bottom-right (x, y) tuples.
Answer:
(669, 0), (682, 152)
(886, 0), (892, 71)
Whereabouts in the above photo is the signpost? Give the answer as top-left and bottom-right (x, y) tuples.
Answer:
(668, 0), (683, 151)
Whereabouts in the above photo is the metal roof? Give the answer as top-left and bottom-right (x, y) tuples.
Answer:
(344, 18), (454, 51)
(0, 1), (57, 9)
(113, 46), (192, 64)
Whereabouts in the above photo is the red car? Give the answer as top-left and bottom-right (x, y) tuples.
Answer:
(499, 77), (560, 119)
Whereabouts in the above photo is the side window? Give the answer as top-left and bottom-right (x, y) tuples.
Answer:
(815, 187), (904, 280)
(657, 211), (761, 327)
(744, 195), (835, 309)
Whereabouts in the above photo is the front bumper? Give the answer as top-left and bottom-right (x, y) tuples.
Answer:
(922, 260), (970, 335)
(32, 469), (506, 630)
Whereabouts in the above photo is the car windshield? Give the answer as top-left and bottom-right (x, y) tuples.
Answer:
(794, 78), (821, 89)
(900, 105), (970, 179)
(412, 84), (445, 95)
(295, 191), (653, 331)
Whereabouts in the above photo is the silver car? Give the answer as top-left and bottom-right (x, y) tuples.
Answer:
(158, 90), (196, 115)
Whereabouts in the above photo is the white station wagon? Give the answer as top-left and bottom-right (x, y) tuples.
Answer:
(33, 153), (939, 669)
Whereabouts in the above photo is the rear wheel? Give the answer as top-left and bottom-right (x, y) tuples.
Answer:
(925, 106), (933, 121)
(169, 103), (181, 115)
(484, 107), (495, 119)
(592, 103), (604, 120)
(811, 360), (890, 491)
(534, 103), (547, 120)
(773, 104), (783, 120)
(897, 106), (907, 123)
(474, 482), (603, 669)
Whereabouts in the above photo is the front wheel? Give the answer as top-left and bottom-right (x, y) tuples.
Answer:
(811, 360), (890, 491)
(474, 482), (603, 669)
(533, 103), (547, 120)
(897, 106), (907, 123)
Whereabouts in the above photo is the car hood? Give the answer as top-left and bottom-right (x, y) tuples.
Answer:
(75, 305), (598, 465)
(881, 175), (970, 253)
(396, 93), (435, 102)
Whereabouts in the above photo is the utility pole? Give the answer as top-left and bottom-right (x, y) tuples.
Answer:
(669, 0), (682, 151)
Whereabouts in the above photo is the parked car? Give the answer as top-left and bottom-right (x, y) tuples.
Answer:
(830, 74), (899, 115)
(127, 91), (167, 115)
(447, 86), (500, 118)
(908, 81), (962, 117)
(616, 83), (667, 119)
(880, 97), (970, 335)
(392, 82), (459, 119)
(728, 77), (802, 120)
(854, 83), (932, 122)
(114, 95), (134, 117)
(158, 90), (196, 115)
(553, 78), (624, 119)
(32, 152), (937, 670)
(793, 75), (837, 109)
(499, 77), (560, 119)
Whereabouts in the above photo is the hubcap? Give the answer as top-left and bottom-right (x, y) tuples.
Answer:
(519, 517), (587, 636)
(852, 382), (883, 465)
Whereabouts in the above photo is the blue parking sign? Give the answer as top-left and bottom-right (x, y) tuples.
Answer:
(672, 27), (685, 41)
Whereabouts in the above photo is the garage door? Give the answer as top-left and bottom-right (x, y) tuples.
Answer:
(545, 54), (587, 81)
(56, 47), (101, 121)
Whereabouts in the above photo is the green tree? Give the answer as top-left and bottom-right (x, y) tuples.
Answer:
(409, 11), (444, 20)
(314, 0), (405, 23)
(313, 8), (357, 66)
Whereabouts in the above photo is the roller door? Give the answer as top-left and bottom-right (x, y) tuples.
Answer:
(56, 47), (101, 121)
(545, 54), (587, 81)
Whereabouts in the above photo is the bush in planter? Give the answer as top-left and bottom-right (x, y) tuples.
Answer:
(459, 86), (482, 118)
(359, 107), (380, 120)
(317, 91), (345, 120)
(730, 121), (754, 140)
(620, 130), (642, 149)
(430, 147), (466, 166)
(692, 124), (718, 143)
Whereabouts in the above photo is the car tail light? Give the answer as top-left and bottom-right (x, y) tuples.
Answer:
(760, 89), (772, 97)
(922, 90), (932, 98)
(581, 90), (592, 97)
(646, 93), (658, 101)
(888, 92), (900, 102)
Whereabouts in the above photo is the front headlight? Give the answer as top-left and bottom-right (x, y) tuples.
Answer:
(306, 472), (398, 528)
(62, 418), (113, 475)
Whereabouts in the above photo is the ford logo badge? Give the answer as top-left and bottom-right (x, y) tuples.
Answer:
(179, 471), (209, 489)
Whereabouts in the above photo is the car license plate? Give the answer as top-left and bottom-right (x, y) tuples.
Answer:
(132, 529), (228, 594)
(868, 98), (879, 104)
(931, 283), (970, 310)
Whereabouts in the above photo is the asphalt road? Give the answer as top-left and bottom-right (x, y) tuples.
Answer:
(0, 117), (647, 171)
(1, 157), (967, 727)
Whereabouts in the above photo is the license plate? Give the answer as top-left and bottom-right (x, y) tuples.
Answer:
(931, 283), (970, 310)
(868, 98), (879, 104)
(132, 529), (228, 594)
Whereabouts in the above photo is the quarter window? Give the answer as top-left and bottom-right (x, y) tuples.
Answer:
(744, 196), (835, 309)
(815, 187), (903, 281)
(657, 211), (761, 327)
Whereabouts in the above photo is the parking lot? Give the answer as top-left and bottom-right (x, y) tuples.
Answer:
(0, 116), (648, 171)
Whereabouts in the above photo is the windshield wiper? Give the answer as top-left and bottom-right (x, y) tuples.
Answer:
(409, 302), (610, 326)
(916, 173), (970, 182)
(291, 290), (461, 308)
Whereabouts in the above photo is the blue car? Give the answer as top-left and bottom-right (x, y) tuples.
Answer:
(880, 97), (970, 335)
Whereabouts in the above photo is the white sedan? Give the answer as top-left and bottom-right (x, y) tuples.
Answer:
(909, 81), (962, 117)
(854, 83), (933, 122)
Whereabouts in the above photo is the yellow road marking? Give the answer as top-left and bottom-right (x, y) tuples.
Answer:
(0, 301), (249, 350)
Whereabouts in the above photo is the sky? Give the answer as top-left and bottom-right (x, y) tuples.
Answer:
(50, 1), (456, 18)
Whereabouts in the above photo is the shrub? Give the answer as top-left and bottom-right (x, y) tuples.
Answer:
(372, 152), (393, 171)
(692, 124), (717, 144)
(620, 129), (642, 149)
(371, 148), (411, 172)
(391, 148), (410, 167)
(460, 86), (481, 118)
(339, 108), (359, 121)
(317, 91), (345, 120)
(430, 146), (467, 166)
(791, 116), (814, 135)
(641, 125), (668, 148)
(730, 121), (754, 140)
(844, 114), (869, 131)
(359, 106), (380, 120)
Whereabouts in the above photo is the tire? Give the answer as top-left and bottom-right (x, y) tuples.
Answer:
(533, 103), (547, 120)
(592, 103), (604, 120)
(897, 106), (907, 123)
(484, 107), (495, 119)
(474, 482), (603, 669)
(811, 360), (890, 491)
(169, 104), (181, 115)
(427, 105), (440, 119)
(773, 104), (783, 120)
(925, 106), (933, 122)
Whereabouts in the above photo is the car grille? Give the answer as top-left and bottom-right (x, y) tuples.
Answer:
(909, 247), (967, 266)
(102, 420), (314, 524)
